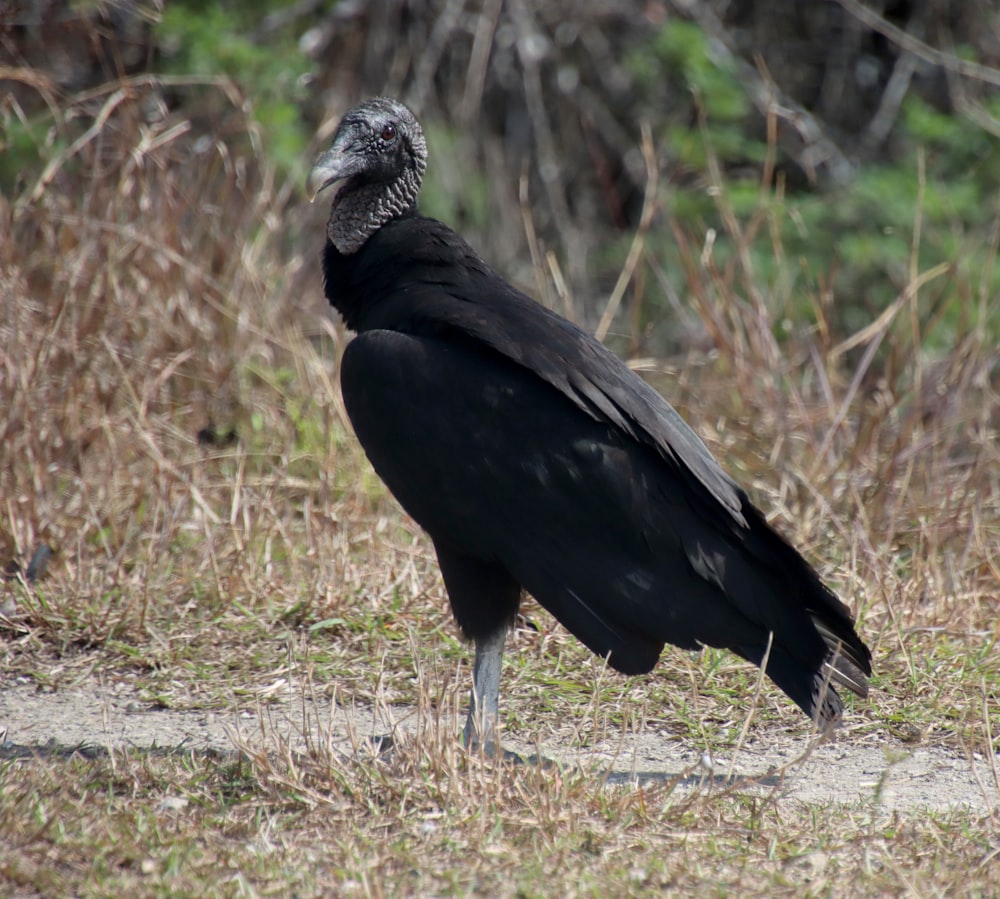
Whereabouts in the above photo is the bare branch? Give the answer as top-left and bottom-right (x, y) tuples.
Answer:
(836, 0), (1000, 88)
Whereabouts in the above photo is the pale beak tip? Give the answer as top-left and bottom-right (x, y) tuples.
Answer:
(306, 166), (331, 205)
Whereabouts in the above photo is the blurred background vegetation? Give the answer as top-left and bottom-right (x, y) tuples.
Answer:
(3, 0), (999, 347)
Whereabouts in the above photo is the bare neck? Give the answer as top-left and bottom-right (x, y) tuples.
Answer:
(327, 164), (424, 255)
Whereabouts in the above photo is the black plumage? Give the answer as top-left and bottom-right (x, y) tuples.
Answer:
(308, 97), (871, 748)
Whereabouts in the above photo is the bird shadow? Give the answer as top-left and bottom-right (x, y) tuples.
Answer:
(601, 767), (782, 790)
(0, 737), (783, 796)
(363, 732), (784, 793)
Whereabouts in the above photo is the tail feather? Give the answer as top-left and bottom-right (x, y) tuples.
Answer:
(734, 641), (865, 729)
(814, 618), (870, 698)
(735, 501), (872, 720)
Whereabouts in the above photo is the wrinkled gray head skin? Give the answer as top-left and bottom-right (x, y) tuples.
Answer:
(308, 97), (428, 254)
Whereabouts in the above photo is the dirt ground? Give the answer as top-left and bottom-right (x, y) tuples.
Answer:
(2, 673), (996, 814)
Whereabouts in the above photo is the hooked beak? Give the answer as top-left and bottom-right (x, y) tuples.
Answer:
(307, 146), (362, 203)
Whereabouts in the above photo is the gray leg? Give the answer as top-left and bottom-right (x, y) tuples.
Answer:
(462, 626), (507, 753)
(433, 544), (519, 754)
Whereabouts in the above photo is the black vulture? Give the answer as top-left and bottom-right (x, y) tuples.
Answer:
(308, 97), (871, 750)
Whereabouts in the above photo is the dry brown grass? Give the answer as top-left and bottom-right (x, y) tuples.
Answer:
(1, 71), (998, 897)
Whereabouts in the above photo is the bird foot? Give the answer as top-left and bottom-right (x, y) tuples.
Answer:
(461, 733), (523, 763)
(462, 733), (563, 769)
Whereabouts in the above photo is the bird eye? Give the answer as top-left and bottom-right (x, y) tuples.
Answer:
(380, 124), (396, 142)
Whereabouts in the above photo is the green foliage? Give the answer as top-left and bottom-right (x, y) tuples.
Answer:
(629, 20), (765, 173)
(621, 23), (1000, 347)
(157, 0), (318, 176)
(652, 20), (749, 123)
(0, 111), (61, 195)
(771, 96), (1000, 341)
(629, 24), (999, 346)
